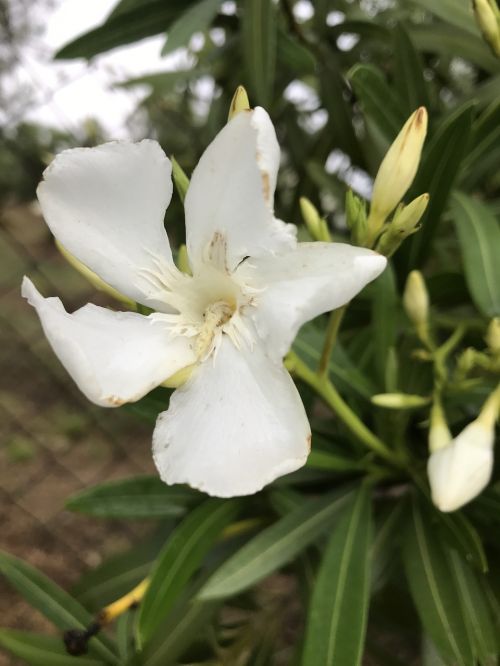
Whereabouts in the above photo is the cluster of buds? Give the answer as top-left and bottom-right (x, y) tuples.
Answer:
(300, 197), (331, 242)
(353, 107), (430, 253)
(473, 0), (500, 57)
(427, 386), (500, 512)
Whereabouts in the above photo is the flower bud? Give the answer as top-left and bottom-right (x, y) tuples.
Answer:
(371, 392), (430, 409)
(486, 317), (500, 355)
(376, 193), (429, 256)
(300, 197), (331, 242)
(161, 363), (195, 388)
(473, 0), (500, 57)
(367, 108), (428, 243)
(403, 270), (429, 334)
(228, 85), (250, 121)
(177, 244), (191, 275)
(427, 386), (499, 512)
(56, 241), (135, 308)
(345, 190), (368, 246)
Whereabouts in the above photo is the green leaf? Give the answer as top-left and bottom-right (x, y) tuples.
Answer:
(198, 487), (352, 600)
(142, 597), (219, 666)
(0, 629), (103, 666)
(371, 500), (406, 592)
(403, 501), (475, 665)
(409, 0), (479, 35)
(0, 551), (117, 664)
(348, 63), (406, 145)
(447, 550), (498, 664)
(71, 527), (168, 610)
(306, 448), (363, 472)
(171, 156), (190, 203)
(393, 23), (430, 113)
(302, 485), (372, 666)
(403, 102), (475, 269)
(55, 0), (192, 59)
(371, 264), (398, 389)
(161, 0), (221, 56)
(461, 100), (500, 189)
(451, 192), (500, 317)
(409, 25), (498, 74)
(136, 498), (239, 647)
(242, 0), (277, 107)
(437, 510), (488, 574)
(277, 27), (315, 74)
(65, 476), (199, 519)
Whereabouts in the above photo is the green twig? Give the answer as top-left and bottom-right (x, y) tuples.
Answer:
(318, 307), (345, 377)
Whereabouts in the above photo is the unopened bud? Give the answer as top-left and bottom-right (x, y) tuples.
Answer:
(427, 386), (499, 512)
(403, 270), (429, 335)
(345, 190), (368, 246)
(376, 193), (429, 256)
(56, 241), (135, 308)
(473, 0), (500, 57)
(371, 392), (430, 409)
(299, 197), (331, 242)
(486, 318), (500, 355)
(428, 399), (451, 453)
(228, 85), (250, 121)
(367, 108), (428, 243)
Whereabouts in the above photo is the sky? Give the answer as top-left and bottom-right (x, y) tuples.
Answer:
(5, 0), (186, 138)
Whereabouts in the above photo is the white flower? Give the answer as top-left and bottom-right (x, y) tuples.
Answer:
(22, 107), (386, 497)
(427, 388), (499, 512)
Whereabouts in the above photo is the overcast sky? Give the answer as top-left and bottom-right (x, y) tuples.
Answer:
(7, 0), (182, 138)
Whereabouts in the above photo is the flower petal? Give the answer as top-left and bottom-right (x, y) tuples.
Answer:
(37, 140), (174, 310)
(22, 277), (195, 407)
(238, 242), (387, 359)
(184, 107), (296, 274)
(152, 336), (310, 497)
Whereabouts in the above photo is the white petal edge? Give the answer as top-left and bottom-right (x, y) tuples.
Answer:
(184, 107), (296, 274)
(427, 422), (494, 512)
(237, 242), (387, 360)
(22, 277), (196, 407)
(153, 336), (311, 497)
(37, 140), (174, 310)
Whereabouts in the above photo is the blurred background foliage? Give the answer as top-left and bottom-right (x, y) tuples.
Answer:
(1, 0), (500, 665)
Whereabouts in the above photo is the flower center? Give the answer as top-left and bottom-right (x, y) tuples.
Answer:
(195, 299), (236, 359)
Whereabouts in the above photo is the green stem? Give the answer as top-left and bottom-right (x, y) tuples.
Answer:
(287, 351), (397, 464)
(318, 307), (345, 377)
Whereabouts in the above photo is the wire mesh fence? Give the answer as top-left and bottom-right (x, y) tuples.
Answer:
(0, 202), (157, 664)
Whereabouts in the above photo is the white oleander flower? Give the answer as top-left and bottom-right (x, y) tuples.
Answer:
(427, 388), (500, 512)
(22, 107), (386, 497)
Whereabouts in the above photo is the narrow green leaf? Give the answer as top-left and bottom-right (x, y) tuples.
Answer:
(403, 501), (475, 665)
(437, 510), (488, 574)
(0, 629), (103, 666)
(371, 501), (406, 592)
(447, 550), (498, 664)
(55, 0), (192, 59)
(65, 476), (199, 519)
(199, 487), (352, 600)
(242, 0), (276, 107)
(320, 61), (364, 165)
(409, 0), (479, 35)
(393, 24), (430, 113)
(372, 264), (398, 389)
(404, 102), (475, 269)
(461, 100), (500, 188)
(306, 448), (362, 472)
(409, 25), (498, 74)
(277, 27), (315, 74)
(161, 0), (221, 56)
(116, 70), (198, 93)
(302, 485), (373, 666)
(71, 527), (168, 610)
(142, 598), (219, 666)
(0, 552), (117, 664)
(136, 498), (239, 647)
(348, 63), (406, 144)
(452, 192), (500, 317)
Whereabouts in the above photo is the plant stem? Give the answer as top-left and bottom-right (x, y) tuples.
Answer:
(287, 351), (398, 464)
(318, 307), (345, 377)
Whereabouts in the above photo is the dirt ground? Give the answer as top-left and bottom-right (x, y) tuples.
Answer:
(0, 203), (160, 665)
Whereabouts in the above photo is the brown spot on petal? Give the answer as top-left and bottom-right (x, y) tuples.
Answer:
(106, 395), (125, 407)
(262, 171), (270, 202)
(306, 434), (312, 452)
